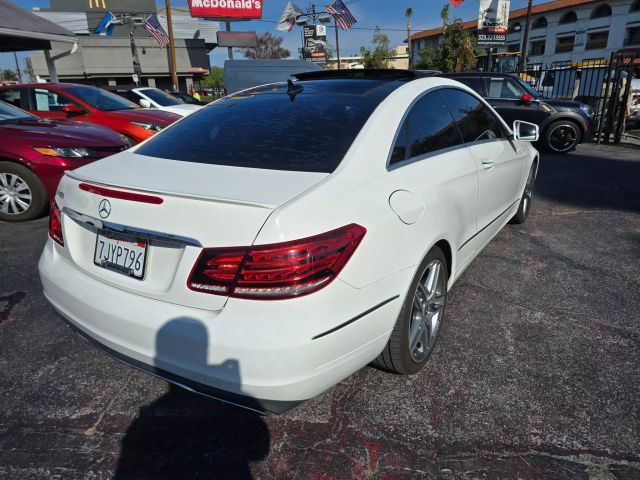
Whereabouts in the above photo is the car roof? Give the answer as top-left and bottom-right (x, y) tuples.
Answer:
(231, 70), (481, 103)
(292, 69), (420, 82)
(233, 79), (408, 101)
(0, 82), (89, 89)
(442, 72), (516, 78)
(232, 69), (446, 101)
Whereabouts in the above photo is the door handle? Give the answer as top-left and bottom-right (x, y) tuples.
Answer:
(482, 160), (495, 170)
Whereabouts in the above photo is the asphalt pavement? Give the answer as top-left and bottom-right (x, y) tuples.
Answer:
(1, 144), (639, 479)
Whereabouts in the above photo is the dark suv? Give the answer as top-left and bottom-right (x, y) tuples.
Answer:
(442, 72), (596, 153)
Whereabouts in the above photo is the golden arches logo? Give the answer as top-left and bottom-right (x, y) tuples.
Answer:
(89, 0), (107, 9)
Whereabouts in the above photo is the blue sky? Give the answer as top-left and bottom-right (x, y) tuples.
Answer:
(2, 0), (535, 72)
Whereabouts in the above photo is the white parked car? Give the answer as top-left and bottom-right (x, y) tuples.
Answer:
(39, 71), (540, 414)
(126, 87), (202, 117)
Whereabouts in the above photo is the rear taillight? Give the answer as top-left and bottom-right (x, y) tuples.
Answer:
(49, 202), (64, 246)
(188, 224), (366, 299)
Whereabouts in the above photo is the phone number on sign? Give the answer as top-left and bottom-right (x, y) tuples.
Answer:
(478, 34), (506, 41)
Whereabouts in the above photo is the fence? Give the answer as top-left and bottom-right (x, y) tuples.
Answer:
(509, 49), (640, 144)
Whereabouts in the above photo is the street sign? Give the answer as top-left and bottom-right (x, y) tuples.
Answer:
(217, 31), (258, 47)
(188, 0), (263, 19)
(303, 24), (327, 67)
(477, 0), (510, 47)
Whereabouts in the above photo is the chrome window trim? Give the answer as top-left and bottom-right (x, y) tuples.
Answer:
(388, 143), (470, 171)
(386, 86), (511, 171)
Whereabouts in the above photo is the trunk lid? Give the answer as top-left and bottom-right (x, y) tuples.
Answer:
(56, 151), (328, 310)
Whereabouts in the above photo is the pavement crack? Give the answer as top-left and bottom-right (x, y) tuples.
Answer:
(447, 448), (640, 470)
(458, 281), (640, 338)
(83, 372), (134, 437)
(525, 235), (640, 289)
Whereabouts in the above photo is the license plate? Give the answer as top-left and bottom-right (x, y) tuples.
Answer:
(94, 230), (147, 279)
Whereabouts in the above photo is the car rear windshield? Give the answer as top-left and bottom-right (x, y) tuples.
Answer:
(135, 91), (380, 173)
(0, 100), (36, 123)
(64, 85), (138, 111)
(139, 88), (184, 106)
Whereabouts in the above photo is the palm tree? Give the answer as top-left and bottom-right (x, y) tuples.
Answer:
(406, 7), (413, 69)
(455, 36), (476, 72)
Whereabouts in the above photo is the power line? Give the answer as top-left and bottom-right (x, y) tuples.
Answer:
(255, 18), (433, 33)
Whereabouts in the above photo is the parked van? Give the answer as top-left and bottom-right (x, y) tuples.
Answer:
(224, 59), (320, 95)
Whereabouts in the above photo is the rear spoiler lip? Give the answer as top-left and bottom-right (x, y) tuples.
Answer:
(65, 171), (276, 210)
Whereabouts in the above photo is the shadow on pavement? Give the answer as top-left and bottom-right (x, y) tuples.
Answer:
(535, 149), (640, 214)
(114, 319), (270, 480)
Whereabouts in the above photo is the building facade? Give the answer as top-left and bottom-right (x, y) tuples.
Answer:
(29, 0), (218, 90)
(410, 0), (640, 68)
(326, 45), (409, 70)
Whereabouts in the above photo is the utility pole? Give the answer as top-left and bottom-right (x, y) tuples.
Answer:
(518, 0), (533, 70)
(127, 16), (142, 86)
(165, 0), (178, 91)
(13, 51), (22, 83)
(334, 17), (341, 69)
(406, 8), (413, 70)
(225, 21), (234, 60)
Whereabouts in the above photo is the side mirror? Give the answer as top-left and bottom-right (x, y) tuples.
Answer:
(62, 104), (84, 116)
(513, 120), (539, 142)
(139, 98), (152, 108)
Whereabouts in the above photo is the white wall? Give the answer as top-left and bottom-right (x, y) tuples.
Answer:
(410, 0), (640, 67)
(514, 0), (640, 66)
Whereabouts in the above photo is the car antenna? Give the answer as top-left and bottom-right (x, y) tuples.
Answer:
(287, 79), (304, 101)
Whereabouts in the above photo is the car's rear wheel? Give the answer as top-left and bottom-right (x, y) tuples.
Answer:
(509, 162), (536, 225)
(0, 162), (48, 222)
(373, 246), (448, 374)
(543, 120), (581, 153)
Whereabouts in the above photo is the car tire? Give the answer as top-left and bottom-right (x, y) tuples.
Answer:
(509, 163), (536, 225)
(373, 246), (448, 375)
(0, 161), (48, 222)
(542, 120), (581, 153)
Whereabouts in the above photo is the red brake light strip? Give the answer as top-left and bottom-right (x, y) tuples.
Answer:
(79, 183), (163, 204)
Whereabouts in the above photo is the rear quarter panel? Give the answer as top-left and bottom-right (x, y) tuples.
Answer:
(253, 79), (476, 290)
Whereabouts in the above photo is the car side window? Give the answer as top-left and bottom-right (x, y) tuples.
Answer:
(30, 88), (76, 112)
(440, 88), (505, 144)
(390, 123), (407, 163)
(454, 77), (488, 97)
(0, 89), (22, 108)
(487, 78), (525, 99)
(123, 91), (142, 103)
(390, 91), (463, 164)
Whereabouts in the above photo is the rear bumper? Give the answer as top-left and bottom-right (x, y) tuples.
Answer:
(39, 240), (410, 413)
(59, 314), (300, 414)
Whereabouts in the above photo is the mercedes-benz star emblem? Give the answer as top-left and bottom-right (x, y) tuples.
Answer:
(98, 199), (111, 219)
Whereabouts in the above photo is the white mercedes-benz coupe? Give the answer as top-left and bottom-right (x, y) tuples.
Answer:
(39, 70), (540, 414)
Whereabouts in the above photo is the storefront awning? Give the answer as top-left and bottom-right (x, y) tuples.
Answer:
(0, 0), (76, 52)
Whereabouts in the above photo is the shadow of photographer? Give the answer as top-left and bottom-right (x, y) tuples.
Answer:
(114, 318), (271, 480)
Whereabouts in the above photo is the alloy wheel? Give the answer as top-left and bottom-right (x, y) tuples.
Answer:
(548, 124), (578, 152)
(0, 173), (33, 215)
(409, 260), (446, 363)
(522, 167), (535, 217)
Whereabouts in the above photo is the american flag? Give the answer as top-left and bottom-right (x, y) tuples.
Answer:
(144, 14), (169, 47)
(326, 0), (357, 30)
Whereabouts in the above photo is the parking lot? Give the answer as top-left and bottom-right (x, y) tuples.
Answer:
(1, 144), (639, 480)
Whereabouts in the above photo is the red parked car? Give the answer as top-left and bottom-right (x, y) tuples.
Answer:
(0, 100), (129, 222)
(0, 83), (180, 144)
